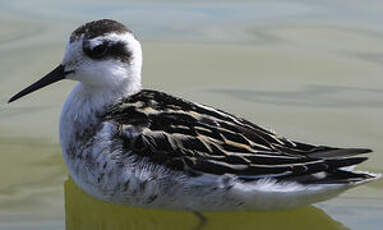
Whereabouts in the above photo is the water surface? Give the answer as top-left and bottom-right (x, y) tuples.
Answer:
(0, 1), (382, 229)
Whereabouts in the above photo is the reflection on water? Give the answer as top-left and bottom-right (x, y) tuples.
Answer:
(65, 178), (346, 230)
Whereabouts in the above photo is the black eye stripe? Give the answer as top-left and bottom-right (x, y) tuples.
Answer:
(92, 44), (108, 56)
(108, 42), (132, 63)
(83, 40), (132, 63)
(84, 42), (109, 59)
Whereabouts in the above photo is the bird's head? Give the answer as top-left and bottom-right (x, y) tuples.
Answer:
(9, 19), (142, 103)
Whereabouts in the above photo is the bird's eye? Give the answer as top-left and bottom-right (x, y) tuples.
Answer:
(85, 43), (109, 59)
(91, 44), (108, 58)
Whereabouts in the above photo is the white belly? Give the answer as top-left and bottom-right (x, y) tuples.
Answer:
(58, 84), (356, 211)
(62, 143), (352, 211)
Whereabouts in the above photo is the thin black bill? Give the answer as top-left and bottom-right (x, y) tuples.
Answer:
(8, 65), (72, 103)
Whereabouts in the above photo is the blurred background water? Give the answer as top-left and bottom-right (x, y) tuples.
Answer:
(0, 0), (382, 229)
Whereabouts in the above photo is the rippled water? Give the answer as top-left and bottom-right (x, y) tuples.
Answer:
(0, 1), (382, 229)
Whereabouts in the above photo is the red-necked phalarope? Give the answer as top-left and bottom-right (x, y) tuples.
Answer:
(8, 19), (380, 211)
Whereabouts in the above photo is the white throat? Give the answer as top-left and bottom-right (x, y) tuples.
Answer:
(71, 80), (140, 110)
(59, 29), (144, 162)
(58, 78), (141, 160)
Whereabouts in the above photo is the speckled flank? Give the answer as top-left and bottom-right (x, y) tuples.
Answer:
(60, 87), (378, 211)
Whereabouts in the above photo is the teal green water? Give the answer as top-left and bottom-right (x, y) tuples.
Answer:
(0, 1), (382, 229)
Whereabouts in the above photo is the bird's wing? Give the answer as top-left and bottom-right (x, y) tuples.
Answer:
(104, 89), (371, 180)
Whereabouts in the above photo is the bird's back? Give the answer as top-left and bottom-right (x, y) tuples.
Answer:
(59, 87), (379, 211)
(105, 89), (377, 184)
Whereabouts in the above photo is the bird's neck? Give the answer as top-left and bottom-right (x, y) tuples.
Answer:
(81, 81), (139, 106)
(72, 79), (141, 109)
(59, 80), (141, 158)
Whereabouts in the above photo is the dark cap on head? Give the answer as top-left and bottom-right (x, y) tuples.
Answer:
(70, 19), (132, 43)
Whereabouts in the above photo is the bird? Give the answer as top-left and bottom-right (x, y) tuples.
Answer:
(8, 19), (380, 212)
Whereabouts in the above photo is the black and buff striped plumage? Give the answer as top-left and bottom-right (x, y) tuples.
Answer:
(104, 89), (374, 184)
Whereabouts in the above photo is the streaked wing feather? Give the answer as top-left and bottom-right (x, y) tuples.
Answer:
(104, 89), (371, 179)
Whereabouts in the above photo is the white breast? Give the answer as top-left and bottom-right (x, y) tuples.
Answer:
(59, 83), (117, 200)
(58, 83), (364, 211)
